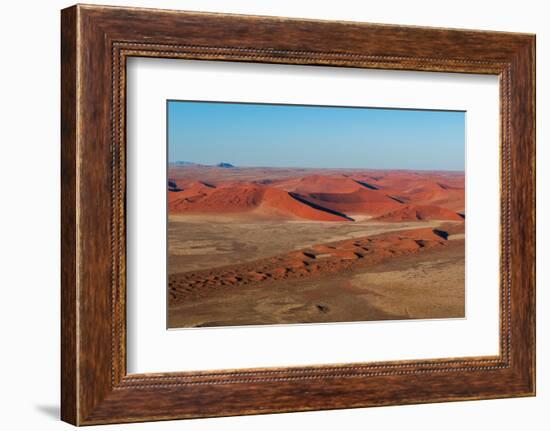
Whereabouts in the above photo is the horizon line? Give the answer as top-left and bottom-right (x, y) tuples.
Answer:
(168, 161), (465, 173)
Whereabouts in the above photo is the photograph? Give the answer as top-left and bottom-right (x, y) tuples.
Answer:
(166, 101), (466, 328)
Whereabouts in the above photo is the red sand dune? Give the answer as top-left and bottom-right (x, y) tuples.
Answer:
(260, 187), (351, 221)
(169, 182), (350, 222)
(284, 174), (366, 194)
(167, 168), (465, 222)
(269, 173), (462, 218)
(300, 188), (402, 216)
(356, 172), (465, 212)
(396, 183), (464, 212)
(169, 226), (458, 304)
(374, 204), (464, 222)
(168, 181), (216, 209)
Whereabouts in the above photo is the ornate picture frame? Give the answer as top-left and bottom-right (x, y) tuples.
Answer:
(61, 4), (535, 425)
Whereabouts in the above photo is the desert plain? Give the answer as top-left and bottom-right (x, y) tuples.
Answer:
(167, 163), (465, 328)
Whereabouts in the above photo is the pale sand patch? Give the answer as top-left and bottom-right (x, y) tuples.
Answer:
(349, 241), (465, 319)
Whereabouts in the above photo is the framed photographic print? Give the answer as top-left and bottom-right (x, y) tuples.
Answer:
(164, 101), (466, 329)
(61, 4), (536, 425)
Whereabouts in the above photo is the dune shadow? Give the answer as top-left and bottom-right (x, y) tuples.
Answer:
(386, 195), (407, 204)
(288, 192), (355, 221)
(167, 180), (182, 192)
(433, 229), (449, 240)
(353, 179), (379, 190)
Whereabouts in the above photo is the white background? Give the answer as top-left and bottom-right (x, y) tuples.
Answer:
(127, 59), (500, 373)
(0, 0), (547, 430)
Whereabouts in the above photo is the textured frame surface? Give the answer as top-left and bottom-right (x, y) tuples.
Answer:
(61, 4), (535, 425)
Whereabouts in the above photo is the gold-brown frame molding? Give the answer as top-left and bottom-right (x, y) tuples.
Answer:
(61, 4), (535, 425)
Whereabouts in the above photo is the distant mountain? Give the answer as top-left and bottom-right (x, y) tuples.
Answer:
(216, 162), (235, 168)
(169, 161), (236, 168)
(170, 160), (198, 166)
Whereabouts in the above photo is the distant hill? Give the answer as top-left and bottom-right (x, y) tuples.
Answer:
(169, 161), (237, 168)
(170, 160), (198, 166)
(217, 162), (235, 168)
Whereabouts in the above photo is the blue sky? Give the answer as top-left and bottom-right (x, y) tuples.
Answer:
(168, 100), (465, 171)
